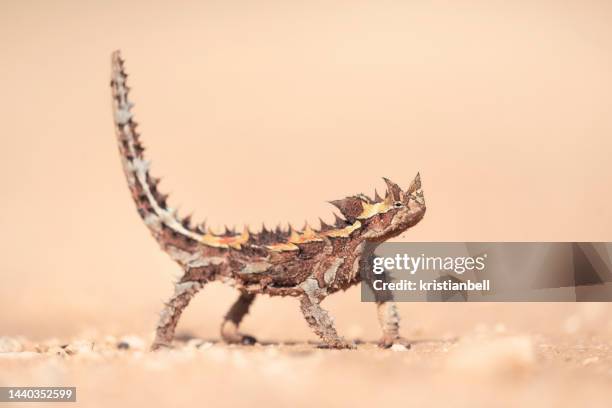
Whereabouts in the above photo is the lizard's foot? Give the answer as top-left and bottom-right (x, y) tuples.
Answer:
(221, 292), (257, 345)
(322, 338), (357, 350)
(223, 333), (258, 346)
(150, 341), (173, 351)
(378, 336), (412, 349)
(221, 321), (258, 345)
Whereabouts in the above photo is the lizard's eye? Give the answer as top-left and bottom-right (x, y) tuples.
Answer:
(393, 201), (403, 208)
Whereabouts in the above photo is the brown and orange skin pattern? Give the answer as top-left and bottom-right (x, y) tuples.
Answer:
(110, 51), (426, 350)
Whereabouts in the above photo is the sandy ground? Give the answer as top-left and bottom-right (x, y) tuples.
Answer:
(2, 303), (612, 408)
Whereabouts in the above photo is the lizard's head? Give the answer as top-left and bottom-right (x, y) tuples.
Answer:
(329, 173), (425, 243)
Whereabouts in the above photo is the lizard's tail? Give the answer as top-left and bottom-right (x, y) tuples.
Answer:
(111, 50), (205, 254)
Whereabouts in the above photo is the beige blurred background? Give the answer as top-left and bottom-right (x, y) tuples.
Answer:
(1, 0), (611, 343)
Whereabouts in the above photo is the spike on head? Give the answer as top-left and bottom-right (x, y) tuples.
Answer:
(356, 193), (372, 203)
(407, 172), (421, 195)
(328, 197), (364, 222)
(374, 189), (383, 203)
(382, 177), (403, 201)
(361, 172), (426, 242)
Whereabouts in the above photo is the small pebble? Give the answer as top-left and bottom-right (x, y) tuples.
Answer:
(0, 337), (23, 353)
(117, 335), (145, 351)
(64, 340), (94, 355)
(186, 339), (205, 349)
(46, 346), (68, 357)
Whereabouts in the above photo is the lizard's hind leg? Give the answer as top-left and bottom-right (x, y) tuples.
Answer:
(220, 292), (257, 345)
(152, 281), (204, 350)
(299, 295), (354, 349)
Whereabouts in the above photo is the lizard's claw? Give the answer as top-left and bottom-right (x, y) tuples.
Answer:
(222, 332), (258, 346)
(378, 336), (412, 349)
(150, 342), (173, 351)
(324, 338), (357, 350)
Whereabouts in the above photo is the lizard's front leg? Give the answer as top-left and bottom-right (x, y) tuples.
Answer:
(299, 294), (354, 349)
(151, 280), (204, 350)
(376, 301), (411, 349)
(220, 292), (257, 345)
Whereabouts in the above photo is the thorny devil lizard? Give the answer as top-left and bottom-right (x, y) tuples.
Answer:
(110, 51), (426, 350)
